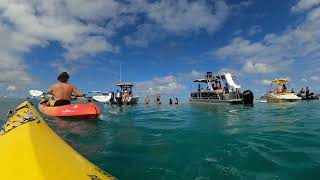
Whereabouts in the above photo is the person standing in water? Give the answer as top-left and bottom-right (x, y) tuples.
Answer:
(175, 98), (179, 104)
(47, 72), (83, 106)
(169, 98), (173, 105)
(122, 90), (130, 105)
(156, 93), (161, 104)
(144, 96), (150, 104)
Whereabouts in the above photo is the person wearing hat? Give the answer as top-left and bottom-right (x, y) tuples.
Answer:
(47, 72), (83, 106)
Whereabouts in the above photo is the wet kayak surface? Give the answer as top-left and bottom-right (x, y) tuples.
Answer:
(1, 98), (320, 180)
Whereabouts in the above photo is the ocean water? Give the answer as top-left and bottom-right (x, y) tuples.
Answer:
(1, 98), (320, 180)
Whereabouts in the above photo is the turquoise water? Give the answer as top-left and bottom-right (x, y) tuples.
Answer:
(1, 98), (320, 179)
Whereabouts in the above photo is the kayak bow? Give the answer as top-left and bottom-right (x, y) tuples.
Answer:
(0, 101), (115, 180)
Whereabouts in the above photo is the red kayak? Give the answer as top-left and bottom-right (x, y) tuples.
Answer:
(38, 103), (101, 119)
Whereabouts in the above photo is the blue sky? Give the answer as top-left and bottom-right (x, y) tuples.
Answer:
(0, 0), (320, 98)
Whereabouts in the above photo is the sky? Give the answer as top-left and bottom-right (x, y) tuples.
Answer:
(0, 0), (320, 98)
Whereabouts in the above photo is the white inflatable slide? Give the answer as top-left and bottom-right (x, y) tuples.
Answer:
(224, 73), (241, 89)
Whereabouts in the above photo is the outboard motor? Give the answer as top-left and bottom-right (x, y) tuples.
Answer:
(242, 90), (254, 105)
(106, 92), (114, 99)
(107, 92), (115, 104)
(115, 91), (123, 105)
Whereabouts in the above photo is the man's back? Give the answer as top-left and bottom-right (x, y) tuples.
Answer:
(49, 83), (81, 101)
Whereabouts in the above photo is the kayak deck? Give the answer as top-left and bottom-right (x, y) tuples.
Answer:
(0, 101), (115, 180)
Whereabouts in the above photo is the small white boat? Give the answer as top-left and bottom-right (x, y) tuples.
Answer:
(105, 83), (139, 105)
(265, 79), (301, 103)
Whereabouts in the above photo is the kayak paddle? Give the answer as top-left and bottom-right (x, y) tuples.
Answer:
(29, 90), (44, 97)
(88, 91), (102, 93)
(92, 95), (112, 103)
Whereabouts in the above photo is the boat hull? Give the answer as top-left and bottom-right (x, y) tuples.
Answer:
(111, 96), (139, 105)
(189, 98), (243, 105)
(266, 93), (302, 103)
(129, 96), (139, 104)
(0, 101), (114, 180)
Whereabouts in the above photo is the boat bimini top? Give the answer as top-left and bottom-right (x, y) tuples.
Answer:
(272, 79), (288, 84)
(116, 82), (134, 87)
(193, 72), (241, 89)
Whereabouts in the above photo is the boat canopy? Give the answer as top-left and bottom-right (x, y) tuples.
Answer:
(272, 79), (288, 84)
(210, 73), (237, 80)
(193, 79), (215, 83)
(116, 82), (134, 87)
(193, 73), (240, 88)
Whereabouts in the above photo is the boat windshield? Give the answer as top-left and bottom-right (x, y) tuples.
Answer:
(268, 79), (290, 93)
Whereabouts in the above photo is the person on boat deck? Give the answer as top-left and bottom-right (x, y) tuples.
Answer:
(213, 81), (217, 90)
(282, 84), (287, 93)
(47, 72), (83, 106)
(291, 88), (295, 93)
(276, 84), (283, 93)
(224, 83), (229, 93)
(215, 81), (219, 89)
(306, 86), (310, 96)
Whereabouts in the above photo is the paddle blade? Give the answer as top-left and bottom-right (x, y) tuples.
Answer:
(88, 91), (102, 93)
(29, 90), (43, 97)
(92, 95), (111, 102)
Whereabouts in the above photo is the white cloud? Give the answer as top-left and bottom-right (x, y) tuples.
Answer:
(124, 23), (166, 47)
(215, 37), (265, 59)
(124, 0), (230, 46)
(239, 0), (254, 7)
(65, 0), (120, 21)
(260, 79), (272, 85)
(248, 25), (262, 36)
(311, 75), (320, 81)
(232, 29), (243, 36)
(0, 0), (235, 86)
(291, 0), (320, 13)
(0, 0), (124, 92)
(146, 0), (229, 33)
(6, 85), (16, 91)
(177, 70), (203, 81)
(243, 61), (276, 74)
(0, 50), (32, 91)
(214, 5), (320, 79)
(218, 68), (240, 75)
(63, 36), (118, 60)
(136, 75), (185, 95)
(301, 78), (308, 83)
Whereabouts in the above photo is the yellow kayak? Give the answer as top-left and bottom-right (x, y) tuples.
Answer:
(0, 101), (116, 180)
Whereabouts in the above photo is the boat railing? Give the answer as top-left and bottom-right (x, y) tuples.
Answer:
(192, 90), (221, 100)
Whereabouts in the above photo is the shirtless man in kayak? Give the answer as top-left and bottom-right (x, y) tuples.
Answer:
(47, 72), (83, 106)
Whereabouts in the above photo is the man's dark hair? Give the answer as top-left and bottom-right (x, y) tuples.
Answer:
(57, 72), (69, 83)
